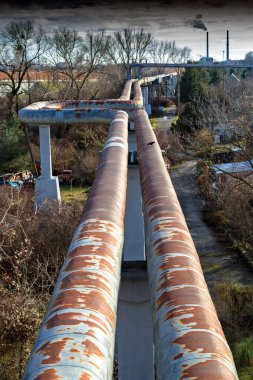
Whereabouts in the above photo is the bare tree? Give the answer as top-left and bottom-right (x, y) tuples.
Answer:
(109, 28), (153, 77)
(179, 78), (253, 190)
(150, 40), (191, 65)
(0, 21), (48, 113)
(48, 27), (109, 100)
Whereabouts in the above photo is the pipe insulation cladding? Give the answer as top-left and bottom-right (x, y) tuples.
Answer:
(134, 109), (238, 380)
(23, 111), (129, 380)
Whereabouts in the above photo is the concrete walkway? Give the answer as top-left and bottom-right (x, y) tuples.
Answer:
(170, 161), (253, 293)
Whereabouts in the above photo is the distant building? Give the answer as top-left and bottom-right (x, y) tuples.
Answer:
(211, 160), (253, 184)
(199, 57), (214, 64)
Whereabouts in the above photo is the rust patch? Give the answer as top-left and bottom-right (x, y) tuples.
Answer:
(59, 271), (111, 295)
(179, 361), (238, 380)
(65, 256), (114, 273)
(34, 369), (62, 380)
(79, 374), (91, 380)
(45, 312), (84, 328)
(52, 289), (115, 324)
(82, 339), (104, 358)
(70, 348), (80, 353)
(37, 337), (72, 365)
(173, 330), (232, 358)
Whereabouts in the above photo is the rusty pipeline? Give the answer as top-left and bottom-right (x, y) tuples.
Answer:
(134, 109), (238, 380)
(18, 80), (144, 125)
(119, 79), (132, 100)
(24, 111), (129, 380)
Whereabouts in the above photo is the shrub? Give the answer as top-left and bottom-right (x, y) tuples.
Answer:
(233, 337), (253, 369)
(0, 187), (83, 294)
(214, 282), (253, 343)
(0, 186), (84, 379)
(0, 290), (45, 380)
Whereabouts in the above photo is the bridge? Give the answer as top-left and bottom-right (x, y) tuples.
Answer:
(19, 78), (238, 379)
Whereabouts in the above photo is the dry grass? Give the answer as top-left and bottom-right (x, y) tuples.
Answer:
(202, 176), (253, 248)
(0, 187), (84, 378)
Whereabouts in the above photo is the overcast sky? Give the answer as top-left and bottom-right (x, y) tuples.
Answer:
(0, 0), (252, 60)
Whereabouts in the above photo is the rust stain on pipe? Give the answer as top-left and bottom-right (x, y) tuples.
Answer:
(18, 80), (144, 124)
(134, 109), (238, 380)
(23, 110), (128, 380)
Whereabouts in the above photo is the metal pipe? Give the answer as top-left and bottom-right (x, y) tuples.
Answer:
(18, 80), (143, 125)
(24, 111), (129, 380)
(130, 62), (253, 69)
(134, 109), (238, 380)
(119, 79), (132, 100)
(19, 107), (133, 125)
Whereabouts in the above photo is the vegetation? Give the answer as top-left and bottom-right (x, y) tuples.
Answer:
(1, 18), (253, 380)
(60, 184), (90, 204)
(0, 114), (31, 172)
(0, 188), (83, 378)
(214, 282), (253, 379)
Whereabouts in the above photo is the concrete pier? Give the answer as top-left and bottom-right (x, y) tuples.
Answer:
(35, 125), (61, 208)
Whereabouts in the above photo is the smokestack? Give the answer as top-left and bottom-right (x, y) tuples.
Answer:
(226, 30), (229, 62)
(206, 31), (209, 58)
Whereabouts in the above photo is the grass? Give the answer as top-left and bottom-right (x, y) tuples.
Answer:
(202, 263), (222, 273)
(150, 118), (158, 129)
(60, 184), (90, 204)
(214, 282), (253, 379)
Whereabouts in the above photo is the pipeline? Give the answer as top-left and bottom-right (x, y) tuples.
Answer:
(19, 108), (132, 125)
(134, 109), (238, 380)
(119, 79), (132, 100)
(18, 80), (144, 125)
(24, 111), (129, 380)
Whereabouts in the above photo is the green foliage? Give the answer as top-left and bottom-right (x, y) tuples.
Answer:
(68, 124), (107, 150)
(214, 283), (253, 379)
(245, 51), (253, 65)
(233, 337), (253, 369)
(209, 68), (223, 85)
(0, 114), (30, 172)
(60, 184), (90, 204)
(176, 102), (201, 132)
(214, 282), (253, 343)
(180, 67), (210, 104)
(177, 67), (224, 133)
(238, 366), (253, 380)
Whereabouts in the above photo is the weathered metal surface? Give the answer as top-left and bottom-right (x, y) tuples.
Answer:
(134, 109), (238, 380)
(24, 111), (129, 380)
(19, 107), (130, 125)
(18, 80), (143, 125)
(119, 79), (132, 100)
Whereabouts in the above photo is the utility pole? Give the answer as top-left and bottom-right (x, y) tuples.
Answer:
(177, 67), (181, 117)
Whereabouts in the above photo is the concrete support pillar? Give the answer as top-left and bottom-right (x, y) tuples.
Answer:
(35, 125), (61, 208)
(142, 86), (151, 116)
(39, 125), (52, 180)
(116, 126), (154, 380)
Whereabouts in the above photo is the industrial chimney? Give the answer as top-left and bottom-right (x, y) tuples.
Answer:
(226, 30), (229, 62)
(206, 31), (209, 58)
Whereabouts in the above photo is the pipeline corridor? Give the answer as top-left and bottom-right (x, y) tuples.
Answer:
(19, 80), (238, 380)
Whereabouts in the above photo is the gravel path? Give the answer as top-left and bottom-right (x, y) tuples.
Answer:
(170, 160), (253, 293)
